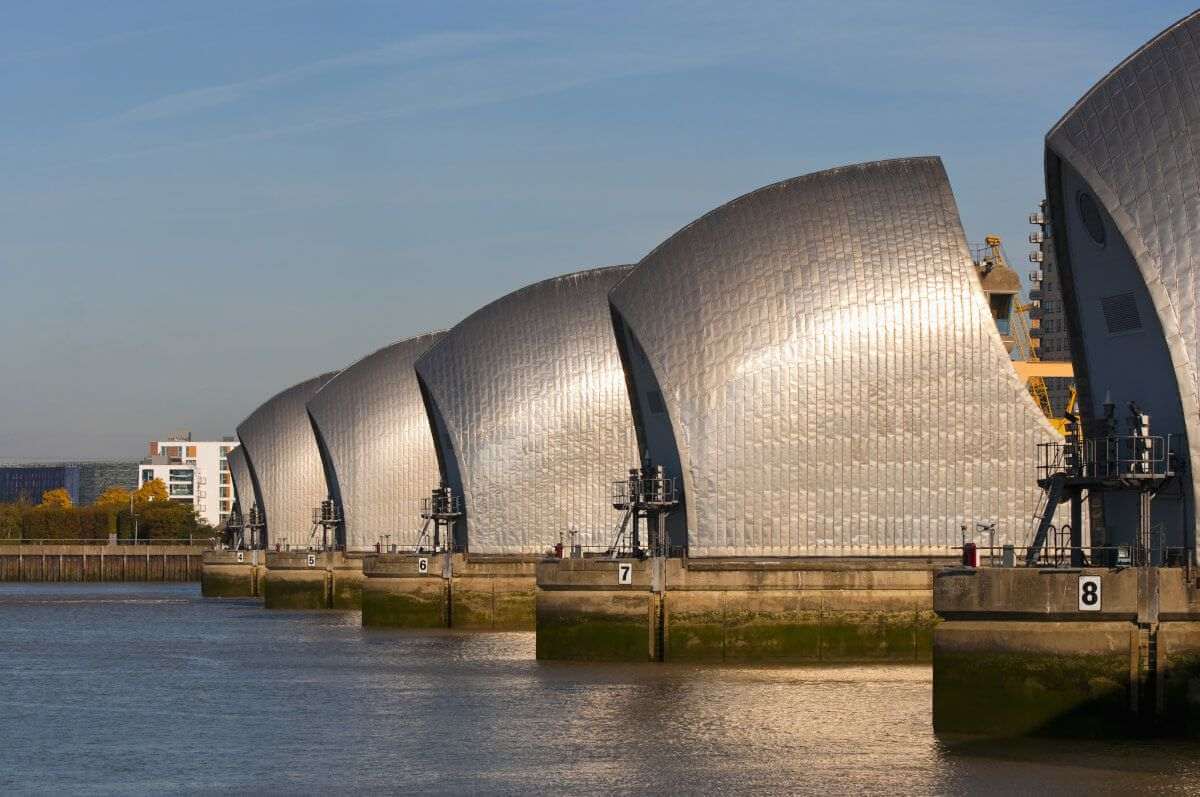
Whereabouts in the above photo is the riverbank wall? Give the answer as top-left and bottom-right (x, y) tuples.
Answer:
(0, 544), (203, 581)
(361, 553), (538, 629)
(536, 556), (946, 662)
(933, 566), (1200, 737)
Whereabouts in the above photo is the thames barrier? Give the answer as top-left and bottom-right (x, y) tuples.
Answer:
(183, 9), (1200, 739)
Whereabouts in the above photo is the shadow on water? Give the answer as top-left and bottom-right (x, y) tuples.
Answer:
(3, 583), (1200, 795)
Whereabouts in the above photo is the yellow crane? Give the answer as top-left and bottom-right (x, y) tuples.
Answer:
(1011, 299), (1055, 416)
(980, 235), (1075, 435)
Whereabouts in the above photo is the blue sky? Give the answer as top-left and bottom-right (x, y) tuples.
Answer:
(1, 0), (1194, 460)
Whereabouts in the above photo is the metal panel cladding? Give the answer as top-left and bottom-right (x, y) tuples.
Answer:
(609, 157), (1060, 557)
(1046, 10), (1200, 545)
(306, 333), (445, 551)
(236, 372), (339, 549)
(414, 267), (639, 554)
(226, 444), (256, 515)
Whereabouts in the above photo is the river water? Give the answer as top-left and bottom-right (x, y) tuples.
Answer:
(1, 583), (1198, 795)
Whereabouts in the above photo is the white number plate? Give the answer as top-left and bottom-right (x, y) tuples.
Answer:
(1078, 575), (1101, 611)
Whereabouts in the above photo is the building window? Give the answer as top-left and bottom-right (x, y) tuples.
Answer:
(169, 483), (193, 497)
(141, 469), (154, 484)
(220, 486), (230, 498)
(186, 446), (197, 458)
(169, 469), (193, 481)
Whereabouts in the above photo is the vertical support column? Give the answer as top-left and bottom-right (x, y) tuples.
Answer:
(1070, 489), (1084, 567)
(651, 556), (666, 662)
(1139, 490), (1153, 566)
(443, 553), (454, 627)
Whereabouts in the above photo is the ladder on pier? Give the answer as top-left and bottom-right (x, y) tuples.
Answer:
(1026, 472), (1066, 566)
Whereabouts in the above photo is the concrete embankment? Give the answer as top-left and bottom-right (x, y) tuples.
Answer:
(201, 550), (267, 597)
(934, 566), (1200, 737)
(361, 553), (538, 630)
(261, 551), (365, 609)
(0, 544), (203, 581)
(537, 557), (945, 662)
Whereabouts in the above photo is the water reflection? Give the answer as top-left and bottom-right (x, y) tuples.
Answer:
(1, 583), (1198, 794)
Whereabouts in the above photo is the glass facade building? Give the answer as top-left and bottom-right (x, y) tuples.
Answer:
(0, 463), (137, 505)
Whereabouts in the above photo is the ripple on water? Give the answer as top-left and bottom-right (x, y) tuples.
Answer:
(1, 583), (1199, 795)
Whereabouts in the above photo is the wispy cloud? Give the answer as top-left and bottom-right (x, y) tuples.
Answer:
(109, 30), (530, 123)
(92, 35), (750, 163)
(0, 26), (168, 65)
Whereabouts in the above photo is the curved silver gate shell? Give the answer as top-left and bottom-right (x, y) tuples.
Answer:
(415, 267), (638, 554)
(610, 157), (1059, 556)
(306, 333), (445, 551)
(236, 371), (339, 549)
(1045, 10), (1200, 549)
(226, 444), (256, 516)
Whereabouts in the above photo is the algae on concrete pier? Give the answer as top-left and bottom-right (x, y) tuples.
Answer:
(933, 566), (1200, 737)
(201, 550), (265, 597)
(361, 553), (537, 630)
(536, 557), (941, 662)
(261, 550), (364, 610)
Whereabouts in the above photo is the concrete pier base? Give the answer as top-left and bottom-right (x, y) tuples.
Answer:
(262, 551), (364, 610)
(536, 557), (944, 662)
(201, 550), (266, 597)
(361, 553), (537, 630)
(933, 566), (1200, 737)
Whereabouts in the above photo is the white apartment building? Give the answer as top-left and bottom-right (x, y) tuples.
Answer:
(139, 432), (239, 527)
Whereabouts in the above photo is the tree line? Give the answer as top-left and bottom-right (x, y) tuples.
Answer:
(0, 479), (215, 543)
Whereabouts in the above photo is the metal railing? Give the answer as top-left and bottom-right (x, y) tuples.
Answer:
(277, 543), (344, 552)
(611, 477), (678, 509)
(958, 543), (1192, 569)
(421, 494), (462, 517)
(0, 537), (215, 546)
(565, 543), (687, 560)
(1037, 434), (1176, 481)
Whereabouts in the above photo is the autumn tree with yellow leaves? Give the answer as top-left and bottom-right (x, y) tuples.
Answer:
(134, 479), (169, 504)
(40, 488), (73, 509)
(0, 479), (212, 543)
